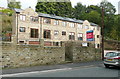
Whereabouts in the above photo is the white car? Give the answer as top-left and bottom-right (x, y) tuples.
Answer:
(104, 51), (120, 68)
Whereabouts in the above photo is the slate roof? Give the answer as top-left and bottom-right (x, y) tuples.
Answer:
(14, 8), (98, 26)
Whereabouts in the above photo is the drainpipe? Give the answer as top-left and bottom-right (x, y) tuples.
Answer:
(16, 13), (19, 44)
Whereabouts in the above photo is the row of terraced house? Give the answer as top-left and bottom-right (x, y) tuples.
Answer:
(12, 7), (101, 48)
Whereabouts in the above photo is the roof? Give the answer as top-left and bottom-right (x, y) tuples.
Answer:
(39, 13), (84, 24)
(14, 8), (22, 13)
(14, 8), (99, 26)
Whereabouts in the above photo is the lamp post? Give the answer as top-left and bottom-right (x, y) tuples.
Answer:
(101, 7), (104, 60)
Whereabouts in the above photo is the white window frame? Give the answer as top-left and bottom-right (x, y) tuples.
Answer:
(84, 25), (89, 29)
(69, 23), (75, 28)
(54, 30), (59, 35)
(78, 24), (83, 29)
(54, 20), (59, 25)
(20, 15), (26, 21)
(62, 21), (67, 27)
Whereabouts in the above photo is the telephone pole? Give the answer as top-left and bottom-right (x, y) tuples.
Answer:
(101, 7), (104, 60)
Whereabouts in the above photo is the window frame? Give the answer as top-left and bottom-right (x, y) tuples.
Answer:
(54, 30), (59, 35)
(44, 30), (51, 39)
(78, 33), (83, 41)
(43, 18), (51, 24)
(62, 31), (66, 36)
(30, 16), (39, 22)
(19, 14), (26, 21)
(62, 21), (67, 27)
(19, 27), (25, 32)
(30, 28), (39, 38)
(69, 32), (75, 40)
(54, 20), (59, 25)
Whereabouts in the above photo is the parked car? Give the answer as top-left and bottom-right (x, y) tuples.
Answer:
(104, 51), (120, 68)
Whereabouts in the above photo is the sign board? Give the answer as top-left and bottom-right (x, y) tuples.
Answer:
(82, 43), (88, 47)
(86, 30), (94, 41)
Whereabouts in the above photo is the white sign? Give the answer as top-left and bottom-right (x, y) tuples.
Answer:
(82, 43), (88, 47)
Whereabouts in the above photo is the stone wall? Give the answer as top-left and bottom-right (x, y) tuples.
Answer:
(104, 40), (120, 50)
(1, 43), (65, 68)
(65, 41), (101, 62)
(1, 41), (102, 69)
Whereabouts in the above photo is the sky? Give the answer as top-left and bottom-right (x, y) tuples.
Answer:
(0, 0), (120, 14)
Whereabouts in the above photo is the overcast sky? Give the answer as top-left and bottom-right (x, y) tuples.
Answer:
(0, 0), (119, 14)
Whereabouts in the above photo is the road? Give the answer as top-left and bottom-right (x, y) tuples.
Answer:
(2, 64), (120, 78)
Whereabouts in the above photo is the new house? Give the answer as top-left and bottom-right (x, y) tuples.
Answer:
(12, 7), (101, 48)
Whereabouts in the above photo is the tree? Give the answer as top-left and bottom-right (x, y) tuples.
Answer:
(73, 2), (86, 20)
(99, 0), (117, 39)
(83, 11), (101, 25)
(35, 2), (73, 18)
(86, 5), (101, 14)
(0, 9), (14, 16)
(100, 0), (116, 15)
(8, 1), (21, 9)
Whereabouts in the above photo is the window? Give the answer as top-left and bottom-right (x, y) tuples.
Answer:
(30, 28), (38, 38)
(97, 27), (99, 31)
(43, 18), (51, 24)
(44, 30), (51, 39)
(97, 44), (100, 48)
(54, 20), (59, 25)
(53, 42), (59, 46)
(69, 23), (75, 28)
(54, 30), (59, 35)
(97, 35), (100, 38)
(78, 33), (83, 40)
(95, 44), (100, 48)
(78, 24), (82, 29)
(30, 16), (39, 22)
(19, 41), (24, 43)
(69, 32), (75, 40)
(19, 27), (25, 32)
(62, 31), (66, 35)
(20, 15), (26, 21)
(62, 21), (67, 27)
(84, 25), (89, 29)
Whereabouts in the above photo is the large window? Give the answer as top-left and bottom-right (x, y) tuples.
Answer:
(54, 20), (59, 25)
(30, 28), (38, 38)
(69, 32), (75, 40)
(78, 33), (83, 40)
(44, 30), (51, 39)
(20, 15), (26, 21)
(43, 18), (51, 24)
(30, 16), (39, 22)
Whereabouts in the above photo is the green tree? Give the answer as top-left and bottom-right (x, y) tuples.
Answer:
(0, 9), (14, 16)
(73, 2), (86, 19)
(86, 5), (101, 14)
(8, 1), (21, 9)
(83, 11), (101, 25)
(100, 0), (116, 15)
(35, 2), (73, 18)
(99, 0), (116, 39)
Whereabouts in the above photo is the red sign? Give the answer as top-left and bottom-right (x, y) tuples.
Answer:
(87, 33), (93, 39)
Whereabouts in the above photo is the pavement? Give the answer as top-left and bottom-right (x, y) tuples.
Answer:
(2, 60), (103, 75)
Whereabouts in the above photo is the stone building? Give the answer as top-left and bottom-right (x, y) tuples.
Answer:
(12, 7), (101, 48)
